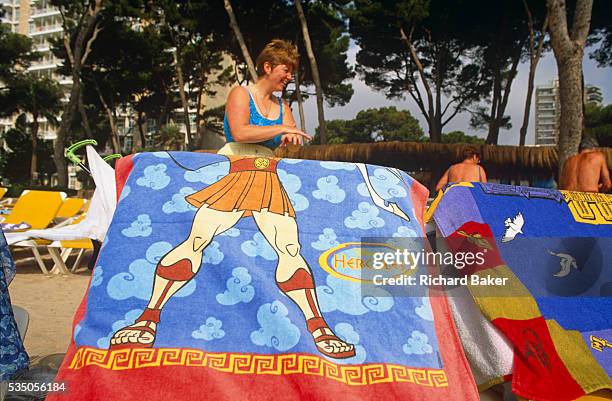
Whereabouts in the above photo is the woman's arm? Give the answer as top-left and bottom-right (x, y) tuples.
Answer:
(280, 99), (308, 146)
(225, 86), (309, 143)
(435, 168), (450, 192)
(479, 165), (487, 183)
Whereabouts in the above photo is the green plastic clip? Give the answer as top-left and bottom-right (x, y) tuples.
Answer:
(103, 153), (122, 163)
(65, 139), (98, 166)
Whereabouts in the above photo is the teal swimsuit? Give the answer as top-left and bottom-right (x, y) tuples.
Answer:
(224, 88), (283, 150)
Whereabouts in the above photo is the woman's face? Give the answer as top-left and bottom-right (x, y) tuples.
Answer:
(264, 62), (293, 91)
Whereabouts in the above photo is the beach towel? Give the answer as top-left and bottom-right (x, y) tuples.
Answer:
(48, 152), (477, 401)
(0, 228), (29, 380)
(431, 183), (612, 401)
(5, 146), (116, 247)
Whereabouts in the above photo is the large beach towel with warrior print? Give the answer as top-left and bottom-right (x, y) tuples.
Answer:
(48, 152), (477, 401)
(431, 183), (612, 401)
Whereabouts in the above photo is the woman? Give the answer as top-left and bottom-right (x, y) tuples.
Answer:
(220, 39), (311, 156)
(111, 40), (355, 359)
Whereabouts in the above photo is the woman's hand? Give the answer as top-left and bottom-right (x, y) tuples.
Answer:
(280, 126), (311, 147)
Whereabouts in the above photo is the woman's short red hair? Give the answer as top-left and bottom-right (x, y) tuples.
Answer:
(256, 39), (299, 77)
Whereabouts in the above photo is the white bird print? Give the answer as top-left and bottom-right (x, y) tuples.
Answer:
(547, 250), (579, 278)
(501, 212), (524, 242)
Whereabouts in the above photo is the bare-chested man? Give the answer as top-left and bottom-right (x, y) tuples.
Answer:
(435, 146), (487, 191)
(560, 138), (611, 193)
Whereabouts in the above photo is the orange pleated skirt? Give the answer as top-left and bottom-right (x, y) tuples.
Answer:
(185, 157), (295, 217)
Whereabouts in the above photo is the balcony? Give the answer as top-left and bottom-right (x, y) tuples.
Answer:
(30, 24), (62, 36)
(30, 8), (60, 18)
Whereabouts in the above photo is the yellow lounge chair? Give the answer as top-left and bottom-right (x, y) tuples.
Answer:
(2, 190), (67, 230)
(5, 190), (68, 274)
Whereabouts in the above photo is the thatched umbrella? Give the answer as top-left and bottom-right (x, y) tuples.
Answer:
(274, 142), (612, 190)
(200, 141), (612, 190)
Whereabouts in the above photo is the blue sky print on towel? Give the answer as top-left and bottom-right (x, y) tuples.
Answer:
(121, 214), (152, 237)
(313, 175), (346, 204)
(107, 241), (196, 300)
(202, 241), (224, 265)
(97, 309), (143, 348)
(118, 185), (130, 203)
(184, 161), (229, 184)
(91, 267), (103, 287)
(251, 301), (300, 352)
(136, 164), (171, 190)
(344, 202), (385, 230)
(320, 161), (356, 171)
(163, 187), (197, 214)
(278, 169), (309, 211)
(192, 317), (225, 341)
(415, 297), (433, 321)
(220, 227), (240, 237)
(317, 275), (393, 315)
(216, 267), (255, 305)
(241, 232), (277, 261)
(333, 323), (367, 364)
(403, 330), (433, 355)
(311, 228), (339, 251)
(357, 168), (407, 200)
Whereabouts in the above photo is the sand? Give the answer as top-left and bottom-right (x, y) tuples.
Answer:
(7, 248), (92, 357)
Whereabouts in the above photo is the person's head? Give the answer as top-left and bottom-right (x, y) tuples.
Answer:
(462, 146), (481, 163)
(256, 39), (299, 91)
(579, 137), (599, 152)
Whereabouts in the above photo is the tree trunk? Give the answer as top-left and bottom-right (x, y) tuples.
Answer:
(95, 84), (121, 153)
(295, 70), (306, 132)
(30, 111), (39, 185)
(519, 2), (548, 146)
(172, 49), (192, 150)
(136, 111), (146, 151)
(54, 0), (103, 187)
(54, 81), (79, 187)
(78, 86), (92, 138)
(295, 0), (326, 144)
(547, 0), (593, 176)
(224, 0), (257, 83)
(400, 27), (437, 142)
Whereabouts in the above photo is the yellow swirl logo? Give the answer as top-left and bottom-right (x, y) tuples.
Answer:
(318, 242), (414, 283)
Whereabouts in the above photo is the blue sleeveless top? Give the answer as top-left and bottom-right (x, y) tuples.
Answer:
(224, 88), (283, 149)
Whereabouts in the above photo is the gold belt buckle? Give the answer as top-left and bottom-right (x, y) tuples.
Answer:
(254, 158), (270, 169)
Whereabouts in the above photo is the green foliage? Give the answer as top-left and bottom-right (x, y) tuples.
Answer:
(0, 25), (38, 82)
(154, 124), (184, 150)
(441, 130), (485, 144)
(225, 0), (354, 107)
(585, 103), (612, 147)
(9, 75), (63, 123)
(588, 1), (612, 67)
(0, 118), (56, 185)
(313, 106), (424, 144)
(348, 0), (489, 141)
(0, 25), (39, 117)
(469, 106), (512, 132)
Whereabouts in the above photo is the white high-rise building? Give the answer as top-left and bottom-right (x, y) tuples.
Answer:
(534, 80), (560, 146)
(1, 0), (71, 140)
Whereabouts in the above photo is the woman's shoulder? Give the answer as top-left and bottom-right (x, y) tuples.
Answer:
(228, 85), (250, 97)
(227, 85), (250, 106)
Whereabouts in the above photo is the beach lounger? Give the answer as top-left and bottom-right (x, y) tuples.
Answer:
(1, 190), (66, 230)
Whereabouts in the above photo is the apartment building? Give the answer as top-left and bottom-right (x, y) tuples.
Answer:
(534, 80), (560, 146)
(1, 0), (71, 140)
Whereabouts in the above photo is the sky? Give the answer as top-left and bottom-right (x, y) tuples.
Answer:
(299, 43), (612, 146)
